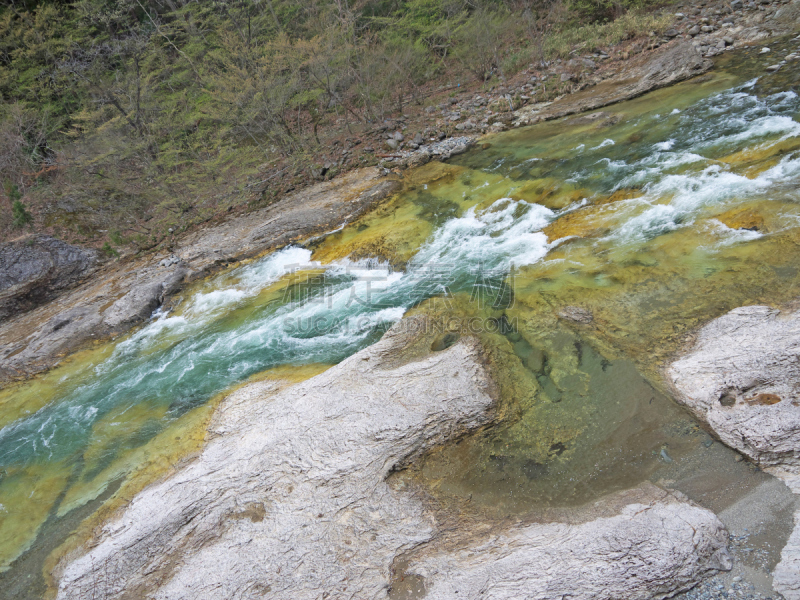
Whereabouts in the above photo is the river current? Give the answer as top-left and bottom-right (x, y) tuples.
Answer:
(1, 42), (799, 595)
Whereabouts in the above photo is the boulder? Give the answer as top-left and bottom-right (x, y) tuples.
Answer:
(0, 235), (98, 320)
(668, 305), (800, 598)
(408, 493), (731, 600)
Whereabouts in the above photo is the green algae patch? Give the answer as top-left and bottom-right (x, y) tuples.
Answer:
(0, 462), (71, 573)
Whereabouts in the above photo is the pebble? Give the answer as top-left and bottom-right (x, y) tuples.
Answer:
(760, 47), (771, 53)
(159, 255), (180, 268)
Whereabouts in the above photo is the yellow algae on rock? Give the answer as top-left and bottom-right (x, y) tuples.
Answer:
(0, 343), (116, 431)
(716, 207), (767, 232)
(511, 179), (589, 211)
(542, 206), (612, 242)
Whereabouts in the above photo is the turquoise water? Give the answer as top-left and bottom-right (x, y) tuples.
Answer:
(1, 60), (800, 586)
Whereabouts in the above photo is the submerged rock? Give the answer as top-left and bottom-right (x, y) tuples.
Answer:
(55, 317), (730, 600)
(558, 306), (594, 324)
(668, 305), (800, 599)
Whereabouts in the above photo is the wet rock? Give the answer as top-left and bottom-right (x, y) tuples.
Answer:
(558, 306), (594, 324)
(408, 493), (730, 600)
(56, 318), (731, 600)
(0, 235), (98, 321)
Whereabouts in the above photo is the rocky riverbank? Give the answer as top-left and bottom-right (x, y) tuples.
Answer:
(53, 317), (732, 600)
(668, 305), (800, 599)
(3, 1), (799, 383)
(0, 169), (399, 382)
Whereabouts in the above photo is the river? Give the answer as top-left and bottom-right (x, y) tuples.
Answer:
(1, 38), (799, 597)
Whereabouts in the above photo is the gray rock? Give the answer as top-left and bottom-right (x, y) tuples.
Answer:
(689, 25), (702, 35)
(392, 131), (404, 142)
(56, 318), (731, 600)
(732, 0), (743, 9)
(412, 132), (424, 145)
(102, 268), (188, 331)
(666, 28), (680, 37)
(766, 63), (782, 71)
(513, 41), (712, 127)
(0, 235), (98, 320)
(408, 497), (730, 600)
(668, 306), (800, 475)
(668, 305), (800, 599)
(385, 138), (399, 150)
(55, 320), (497, 600)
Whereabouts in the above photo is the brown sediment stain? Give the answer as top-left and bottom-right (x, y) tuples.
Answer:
(746, 393), (782, 406)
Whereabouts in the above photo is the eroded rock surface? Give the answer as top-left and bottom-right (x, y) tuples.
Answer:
(0, 235), (98, 321)
(668, 306), (800, 478)
(55, 319), (730, 600)
(668, 305), (800, 599)
(514, 41), (713, 126)
(408, 492), (731, 600)
(55, 320), (497, 600)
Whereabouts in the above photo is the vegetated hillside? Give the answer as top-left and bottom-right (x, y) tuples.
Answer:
(0, 0), (668, 254)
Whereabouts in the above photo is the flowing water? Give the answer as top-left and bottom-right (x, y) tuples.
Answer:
(1, 40), (800, 595)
